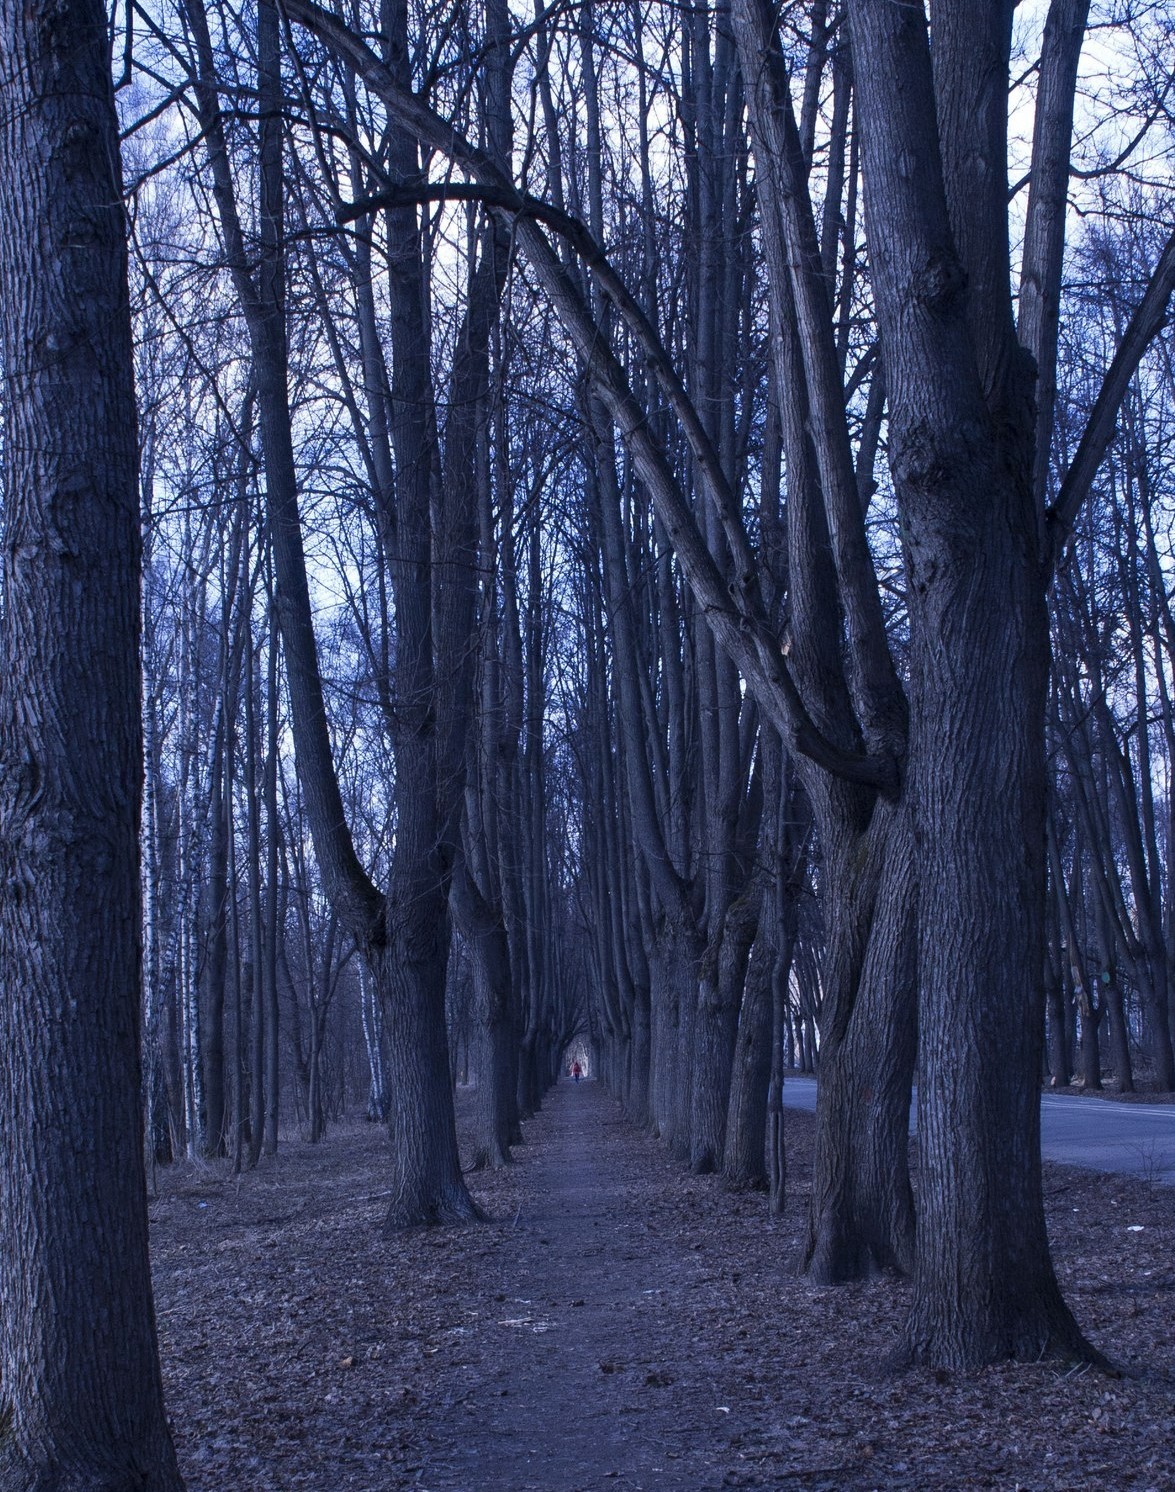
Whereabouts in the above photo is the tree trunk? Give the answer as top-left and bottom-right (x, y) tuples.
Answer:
(377, 938), (481, 1225)
(1102, 976), (1134, 1093)
(903, 491), (1087, 1361)
(0, 0), (183, 1475)
(452, 865), (514, 1170)
(849, 0), (1097, 1369)
(1044, 937), (1072, 1086)
(263, 577), (281, 1154)
(804, 798), (917, 1281)
(200, 717), (230, 1157)
(626, 984), (652, 1131)
(691, 886), (759, 1173)
(722, 926), (773, 1190)
(377, 0), (479, 1227)
(183, 0), (478, 1225)
(1078, 994), (1103, 1090)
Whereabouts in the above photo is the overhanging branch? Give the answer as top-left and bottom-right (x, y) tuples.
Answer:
(1048, 226), (1175, 570)
(283, 0), (900, 797)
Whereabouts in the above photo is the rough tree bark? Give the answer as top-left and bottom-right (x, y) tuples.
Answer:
(849, 0), (1095, 1367)
(729, 0), (917, 1280)
(0, 0), (184, 1477)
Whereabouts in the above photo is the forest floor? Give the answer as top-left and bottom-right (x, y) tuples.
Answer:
(151, 1082), (1175, 1491)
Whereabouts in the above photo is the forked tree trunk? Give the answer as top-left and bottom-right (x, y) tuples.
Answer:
(691, 888), (760, 1174)
(849, 0), (1097, 1368)
(0, 0), (183, 1477)
(183, 0), (478, 1228)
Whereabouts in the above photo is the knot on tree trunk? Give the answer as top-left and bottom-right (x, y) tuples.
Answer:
(911, 250), (968, 314)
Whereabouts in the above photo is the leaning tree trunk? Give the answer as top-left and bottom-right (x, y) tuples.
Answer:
(0, 0), (183, 1478)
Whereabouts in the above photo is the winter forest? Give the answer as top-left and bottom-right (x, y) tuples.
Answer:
(2, 0), (1175, 1486)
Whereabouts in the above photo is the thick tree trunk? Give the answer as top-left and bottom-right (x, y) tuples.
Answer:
(0, 0), (183, 1476)
(377, 0), (480, 1223)
(648, 949), (679, 1141)
(377, 942), (482, 1227)
(625, 985), (652, 1130)
(804, 798), (917, 1281)
(902, 493), (1089, 1363)
(849, 0), (1097, 1370)
(650, 928), (699, 1154)
(670, 946), (700, 1165)
(1044, 946), (1072, 1086)
(516, 1031), (542, 1123)
(1077, 996), (1103, 1090)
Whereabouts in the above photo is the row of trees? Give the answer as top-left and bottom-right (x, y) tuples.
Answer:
(2, 0), (1174, 1482)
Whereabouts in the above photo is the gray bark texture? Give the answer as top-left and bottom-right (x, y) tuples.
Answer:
(849, 0), (1094, 1367)
(728, 0), (917, 1280)
(0, 0), (184, 1480)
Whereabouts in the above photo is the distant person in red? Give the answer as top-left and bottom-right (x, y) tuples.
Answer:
(572, 1061), (582, 1083)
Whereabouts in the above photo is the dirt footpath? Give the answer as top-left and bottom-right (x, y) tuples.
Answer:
(152, 1081), (1175, 1490)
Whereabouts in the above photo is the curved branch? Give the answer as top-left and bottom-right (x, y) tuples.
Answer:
(340, 180), (762, 610)
(283, 0), (897, 793)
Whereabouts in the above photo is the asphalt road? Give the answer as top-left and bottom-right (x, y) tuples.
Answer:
(780, 1074), (1175, 1184)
